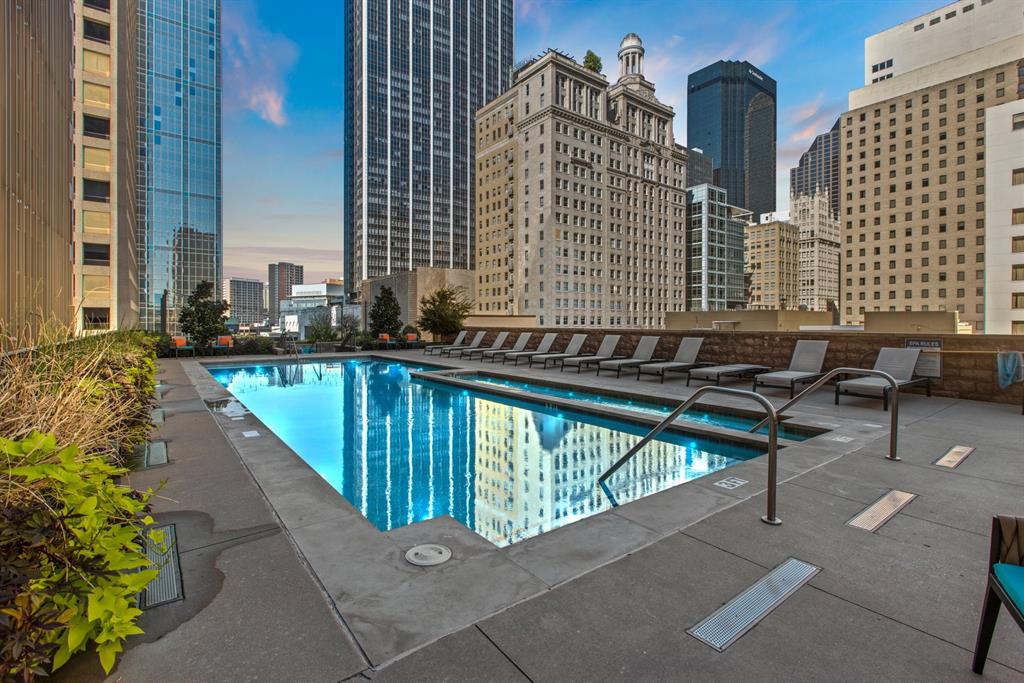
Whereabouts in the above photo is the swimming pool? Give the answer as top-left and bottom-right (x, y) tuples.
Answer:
(448, 374), (814, 441)
(209, 359), (761, 547)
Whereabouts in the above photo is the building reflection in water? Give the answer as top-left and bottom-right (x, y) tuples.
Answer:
(212, 361), (746, 547)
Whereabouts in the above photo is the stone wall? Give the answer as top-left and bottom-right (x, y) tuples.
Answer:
(464, 326), (1024, 406)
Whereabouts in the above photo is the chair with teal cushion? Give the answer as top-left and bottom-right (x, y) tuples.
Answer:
(973, 515), (1024, 674)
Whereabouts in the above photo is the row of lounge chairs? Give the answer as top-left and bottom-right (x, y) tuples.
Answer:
(426, 331), (932, 409)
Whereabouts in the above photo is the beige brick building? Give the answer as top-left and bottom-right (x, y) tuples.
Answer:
(475, 34), (688, 328)
(746, 219), (799, 310)
(791, 192), (840, 311)
(840, 0), (1023, 331)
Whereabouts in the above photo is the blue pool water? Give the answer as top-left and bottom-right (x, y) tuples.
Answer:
(453, 375), (813, 441)
(209, 360), (760, 547)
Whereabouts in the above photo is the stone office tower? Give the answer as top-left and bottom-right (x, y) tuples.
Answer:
(343, 0), (514, 297)
(475, 35), (688, 328)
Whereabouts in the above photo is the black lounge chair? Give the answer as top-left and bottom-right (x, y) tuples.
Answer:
(597, 336), (660, 378)
(461, 331), (509, 359)
(483, 332), (531, 362)
(529, 334), (588, 369)
(687, 363), (772, 387)
(559, 335), (623, 373)
(835, 347), (931, 410)
(973, 515), (1024, 674)
(440, 331), (485, 357)
(504, 333), (556, 366)
(636, 337), (709, 383)
(425, 330), (466, 355)
(752, 340), (830, 398)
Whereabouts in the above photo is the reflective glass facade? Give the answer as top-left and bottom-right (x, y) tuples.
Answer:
(687, 60), (776, 218)
(136, 0), (221, 332)
(686, 184), (748, 311)
(344, 0), (514, 295)
(790, 118), (839, 219)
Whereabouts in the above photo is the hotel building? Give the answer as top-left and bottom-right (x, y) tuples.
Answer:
(746, 217), (800, 310)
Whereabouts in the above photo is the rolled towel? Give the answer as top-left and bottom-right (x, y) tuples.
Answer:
(996, 351), (1023, 390)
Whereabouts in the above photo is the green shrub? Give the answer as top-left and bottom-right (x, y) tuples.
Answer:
(231, 335), (275, 355)
(1, 432), (161, 678)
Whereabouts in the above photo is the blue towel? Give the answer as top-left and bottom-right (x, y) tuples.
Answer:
(997, 351), (1023, 390)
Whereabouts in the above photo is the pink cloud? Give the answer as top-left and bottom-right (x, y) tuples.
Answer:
(223, 2), (298, 127)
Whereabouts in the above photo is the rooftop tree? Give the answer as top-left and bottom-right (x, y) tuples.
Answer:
(417, 285), (473, 341)
(368, 286), (403, 337)
(178, 281), (228, 348)
(583, 50), (602, 73)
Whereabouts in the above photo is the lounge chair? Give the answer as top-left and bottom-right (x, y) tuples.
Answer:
(171, 335), (194, 357)
(752, 340), (830, 398)
(687, 363), (772, 387)
(560, 335), (623, 373)
(597, 336), (660, 378)
(440, 331), (486, 357)
(835, 347), (931, 410)
(636, 337), (709, 383)
(529, 334), (588, 369)
(483, 332), (531, 362)
(504, 333), (556, 366)
(972, 515), (1024, 674)
(211, 335), (234, 355)
(461, 331), (509, 359)
(425, 330), (466, 355)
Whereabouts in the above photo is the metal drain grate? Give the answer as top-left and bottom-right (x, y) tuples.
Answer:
(139, 524), (183, 609)
(847, 490), (916, 531)
(130, 441), (168, 469)
(688, 558), (820, 651)
(935, 445), (975, 469)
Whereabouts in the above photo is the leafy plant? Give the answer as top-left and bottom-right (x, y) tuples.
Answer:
(1, 433), (161, 678)
(178, 281), (228, 349)
(583, 50), (602, 73)
(400, 324), (419, 338)
(352, 331), (376, 349)
(336, 315), (361, 346)
(368, 287), (402, 337)
(231, 335), (275, 355)
(417, 286), (473, 340)
(304, 307), (336, 343)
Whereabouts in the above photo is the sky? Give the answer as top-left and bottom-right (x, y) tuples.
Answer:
(223, 0), (940, 284)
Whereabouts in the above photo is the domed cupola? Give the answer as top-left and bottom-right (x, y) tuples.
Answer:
(618, 33), (644, 79)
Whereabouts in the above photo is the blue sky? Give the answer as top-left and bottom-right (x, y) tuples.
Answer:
(223, 0), (938, 282)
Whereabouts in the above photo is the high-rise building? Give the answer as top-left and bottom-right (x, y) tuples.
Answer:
(840, 0), (1022, 330)
(343, 0), (514, 297)
(983, 101), (1024, 336)
(474, 36), (689, 328)
(268, 261), (304, 323)
(136, 0), (222, 333)
(222, 277), (264, 326)
(686, 184), (749, 311)
(746, 217), (799, 310)
(1, 1), (74, 340)
(790, 119), (840, 220)
(790, 192), (841, 312)
(73, 0), (139, 333)
(687, 60), (777, 218)
(685, 146), (715, 188)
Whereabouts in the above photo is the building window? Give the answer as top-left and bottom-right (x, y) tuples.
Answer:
(1014, 113), (1024, 131)
(1013, 264), (1024, 281)
(82, 243), (110, 266)
(1012, 322), (1024, 336)
(83, 0), (110, 10)
(83, 308), (110, 330)
(82, 179), (109, 202)
(83, 114), (110, 139)
(83, 19), (110, 44)
(83, 50), (110, 75)
(1013, 208), (1024, 225)
(83, 83), (110, 107)
(83, 147), (110, 171)
(1014, 293), (1024, 310)
(1014, 168), (1024, 186)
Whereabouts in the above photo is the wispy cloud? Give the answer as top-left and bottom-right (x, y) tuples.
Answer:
(786, 92), (843, 144)
(517, 0), (552, 32)
(223, 2), (299, 126)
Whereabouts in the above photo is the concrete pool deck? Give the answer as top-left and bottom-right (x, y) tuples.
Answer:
(78, 352), (1024, 681)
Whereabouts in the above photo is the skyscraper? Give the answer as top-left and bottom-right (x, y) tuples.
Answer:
(136, 0), (222, 333)
(343, 0), (514, 297)
(2, 1), (74, 340)
(223, 277), (264, 326)
(268, 262), (304, 323)
(687, 60), (777, 218)
(790, 118), (840, 220)
(686, 184), (749, 311)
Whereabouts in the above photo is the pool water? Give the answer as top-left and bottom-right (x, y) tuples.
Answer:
(453, 375), (813, 441)
(209, 360), (760, 547)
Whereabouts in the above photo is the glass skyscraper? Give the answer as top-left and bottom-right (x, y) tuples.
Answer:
(686, 184), (749, 311)
(136, 0), (222, 332)
(789, 118), (839, 219)
(687, 60), (777, 219)
(343, 0), (514, 296)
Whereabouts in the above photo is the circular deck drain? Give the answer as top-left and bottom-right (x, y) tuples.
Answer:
(405, 544), (452, 566)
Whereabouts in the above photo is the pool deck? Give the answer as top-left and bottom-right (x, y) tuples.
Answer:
(74, 351), (1024, 681)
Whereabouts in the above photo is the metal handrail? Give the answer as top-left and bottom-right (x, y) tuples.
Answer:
(747, 367), (900, 461)
(597, 386), (783, 525)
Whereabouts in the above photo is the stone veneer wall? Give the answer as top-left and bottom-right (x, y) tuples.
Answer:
(463, 327), (1024, 406)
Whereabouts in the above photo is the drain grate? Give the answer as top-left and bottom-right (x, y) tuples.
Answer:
(935, 445), (975, 469)
(150, 408), (165, 425)
(688, 558), (820, 651)
(847, 490), (916, 531)
(139, 524), (183, 609)
(405, 544), (452, 566)
(130, 441), (168, 469)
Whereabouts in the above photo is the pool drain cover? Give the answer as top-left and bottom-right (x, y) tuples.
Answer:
(405, 544), (452, 566)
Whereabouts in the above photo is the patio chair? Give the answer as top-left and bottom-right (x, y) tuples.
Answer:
(597, 336), (660, 378)
(425, 330), (466, 355)
(211, 335), (234, 355)
(483, 332), (531, 362)
(440, 331), (486, 357)
(529, 334), (588, 369)
(835, 347), (931, 411)
(687, 362), (772, 387)
(752, 340), (830, 398)
(972, 515), (1024, 674)
(170, 335), (194, 357)
(504, 333), (557, 366)
(461, 331), (509, 359)
(636, 337), (709, 383)
(559, 335), (623, 373)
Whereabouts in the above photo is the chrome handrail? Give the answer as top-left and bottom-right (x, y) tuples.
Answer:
(597, 386), (783, 525)
(747, 367), (900, 461)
